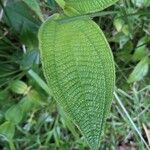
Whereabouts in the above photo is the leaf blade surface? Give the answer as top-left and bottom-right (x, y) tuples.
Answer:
(64, 0), (118, 14)
(39, 16), (115, 149)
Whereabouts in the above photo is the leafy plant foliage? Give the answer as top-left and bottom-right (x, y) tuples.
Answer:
(64, 0), (118, 14)
(0, 0), (150, 149)
(39, 0), (117, 149)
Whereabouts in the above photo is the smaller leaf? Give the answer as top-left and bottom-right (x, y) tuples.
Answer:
(0, 90), (9, 101)
(0, 121), (15, 140)
(47, 0), (57, 10)
(55, 0), (66, 9)
(132, 0), (150, 7)
(132, 36), (149, 61)
(10, 80), (28, 95)
(114, 18), (124, 32)
(4, 1), (41, 32)
(64, 0), (118, 15)
(5, 105), (23, 124)
(128, 56), (149, 83)
(118, 41), (133, 62)
(20, 29), (39, 49)
(122, 25), (130, 36)
(4, 1), (41, 48)
(21, 50), (39, 70)
(27, 90), (45, 106)
(19, 96), (33, 113)
(28, 69), (51, 95)
(23, 0), (44, 22)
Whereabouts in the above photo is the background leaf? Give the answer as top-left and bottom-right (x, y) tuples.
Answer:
(9, 80), (28, 95)
(39, 16), (115, 149)
(5, 105), (23, 125)
(4, 0), (41, 48)
(64, 0), (118, 14)
(23, 0), (44, 22)
(0, 121), (15, 140)
(128, 56), (149, 83)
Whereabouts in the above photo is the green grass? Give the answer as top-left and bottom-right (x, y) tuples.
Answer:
(0, 0), (150, 149)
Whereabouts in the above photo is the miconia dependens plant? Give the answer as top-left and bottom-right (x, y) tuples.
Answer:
(39, 0), (118, 149)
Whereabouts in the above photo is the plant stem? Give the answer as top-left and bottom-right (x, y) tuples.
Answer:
(8, 140), (15, 150)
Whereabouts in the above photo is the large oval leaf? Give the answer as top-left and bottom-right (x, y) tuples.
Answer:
(64, 0), (118, 14)
(39, 15), (115, 149)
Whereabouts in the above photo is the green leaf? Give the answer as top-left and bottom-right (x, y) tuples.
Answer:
(132, 0), (150, 7)
(28, 69), (51, 95)
(19, 96), (33, 113)
(132, 36), (150, 61)
(63, 0), (118, 15)
(55, 0), (66, 9)
(21, 50), (39, 70)
(23, 0), (44, 22)
(128, 56), (149, 83)
(47, 0), (57, 11)
(39, 15), (115, 149)
(10, 80), (28, 95)
(27, 90), (45, 106)
(19, 94), (42, 114)
(5, 105), (23, 124)
(0, 90), (9, 101)
(0, 121), (15, 140)
(4, 1), (41, 48)
(4, 1), (41, 32)
(114, 18), (124, 32)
